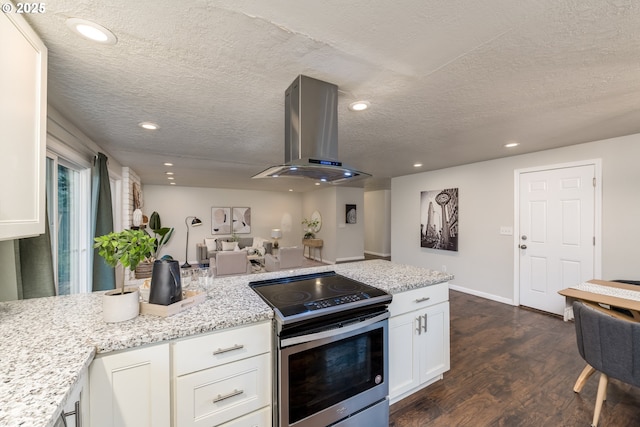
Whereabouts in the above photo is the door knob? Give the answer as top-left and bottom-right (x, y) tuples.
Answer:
(521, 235), (527, 241)
(519, 244), (527, 249)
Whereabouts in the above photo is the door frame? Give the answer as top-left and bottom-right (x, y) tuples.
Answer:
(512, 159), (603, 306)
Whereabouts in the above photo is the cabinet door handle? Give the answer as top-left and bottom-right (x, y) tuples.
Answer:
(213, 388), (244, 403)
(415, 296), (431, 303)
(422, 314), (428, 333)
(213, 344), (244, 355)
(60, 401), (81, 427)
(415, 316), (422, 335)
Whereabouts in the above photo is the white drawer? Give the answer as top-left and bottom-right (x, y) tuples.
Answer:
(175, 353), (271, 427)
(218, 406), (271, 427)
(173, 321), (271, 376)
(389, 282), (449, 317)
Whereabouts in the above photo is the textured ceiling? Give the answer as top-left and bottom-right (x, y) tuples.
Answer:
(24, 0), (640, 192)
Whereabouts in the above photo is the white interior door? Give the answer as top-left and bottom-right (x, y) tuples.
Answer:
(518, 164), (595, 315)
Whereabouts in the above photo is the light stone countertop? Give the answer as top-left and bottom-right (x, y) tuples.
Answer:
(0, 260), (452, 427)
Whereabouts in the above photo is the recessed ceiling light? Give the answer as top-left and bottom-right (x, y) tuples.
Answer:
(167, 176), (174, 180)
(349, 101), (370, 111)
(170, 182), (176, 185)
(315, 182), (321, 186)
(289, 189), (293, 192)
(504, 142), (520, 148)
(66, 18), (117, 45)
(414, 163), (423, 168)
(139, 122), (159, 130)
(165, 172), (174, 175)
(163, 162), (173, 167)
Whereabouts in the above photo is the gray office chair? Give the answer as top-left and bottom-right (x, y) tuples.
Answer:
(573, 301), (640, 426)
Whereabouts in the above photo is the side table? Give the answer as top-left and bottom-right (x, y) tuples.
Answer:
(302, 239), (323, 261)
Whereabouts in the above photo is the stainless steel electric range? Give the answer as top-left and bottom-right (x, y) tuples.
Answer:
(250, 270), (392, 427)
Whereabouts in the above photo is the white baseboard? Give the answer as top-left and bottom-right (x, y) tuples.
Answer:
(336, 256), (365, 263)
(364, 250), (391, 257)
(448, 284), (515, 306)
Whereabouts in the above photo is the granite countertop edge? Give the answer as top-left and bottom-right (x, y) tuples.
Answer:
(0, 259), (452, 427)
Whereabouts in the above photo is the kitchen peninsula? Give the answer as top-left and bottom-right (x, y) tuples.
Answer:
(0, 260), (452, 427)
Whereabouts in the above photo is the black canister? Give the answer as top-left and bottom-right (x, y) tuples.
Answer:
(149, 259), (183, 305)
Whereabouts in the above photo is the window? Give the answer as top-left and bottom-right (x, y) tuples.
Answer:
(46, 152), (91, 295)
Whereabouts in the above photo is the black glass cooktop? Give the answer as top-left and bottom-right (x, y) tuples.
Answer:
(249, 271), (391, 321)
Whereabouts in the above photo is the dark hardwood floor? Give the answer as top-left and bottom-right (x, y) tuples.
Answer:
(389, 290), (640, 426)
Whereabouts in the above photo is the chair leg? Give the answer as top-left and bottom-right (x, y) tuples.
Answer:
(592, 373), (608, 427)
(574, 364), (596, 393)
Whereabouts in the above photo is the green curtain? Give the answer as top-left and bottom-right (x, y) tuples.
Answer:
(14, 206), (56, 299)
(91, 153), (115, 291)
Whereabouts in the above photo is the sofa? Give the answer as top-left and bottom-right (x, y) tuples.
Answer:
(196, 236), (272, 266)
(265, 246), (304, 272)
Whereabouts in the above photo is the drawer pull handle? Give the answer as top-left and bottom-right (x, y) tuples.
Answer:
(213, 344), (244, 355)
(213, 389), (244, 403)
(415, 297), (431, 303)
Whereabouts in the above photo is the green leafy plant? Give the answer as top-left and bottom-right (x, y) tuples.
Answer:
(147, 211), (174, 260)
(94, 229), (156, 294)
(302, 218), (320, 239)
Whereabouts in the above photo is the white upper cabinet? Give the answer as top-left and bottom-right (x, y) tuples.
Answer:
(0, 11), (47, 240)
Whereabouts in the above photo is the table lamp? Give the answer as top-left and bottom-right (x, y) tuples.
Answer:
(271, 228), (283, 249)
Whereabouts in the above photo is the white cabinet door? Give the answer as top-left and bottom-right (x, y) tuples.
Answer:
(418, 302), (450, 383)
(389, 298), (450, 403)
(90, 343), (170, 427)
(57, 369), (89, 427)
(389, 310), (420, 399)
(0, 11), (46, 240)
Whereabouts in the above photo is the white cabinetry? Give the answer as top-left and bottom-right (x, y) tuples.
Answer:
(89, 343), (170, 427)
(389, 283), (450, 404)
(173, 321), (272, 427)
(0, 11), (47, 240)
(56, 369), (89, 427)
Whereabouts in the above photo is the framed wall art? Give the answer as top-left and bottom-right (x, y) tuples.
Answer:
(346, 204), (357, 224)
(211, 207), (231, 235)
(232, 207), (251, 234)
(420, 188), (458, 251)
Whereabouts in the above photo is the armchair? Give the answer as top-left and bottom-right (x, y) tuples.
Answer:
(573, 301), (640, 426)
(265, 246), (304, 272)
(209, 251), (251, 277)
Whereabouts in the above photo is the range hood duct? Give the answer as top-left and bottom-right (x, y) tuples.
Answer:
(252, 75), (370, 183)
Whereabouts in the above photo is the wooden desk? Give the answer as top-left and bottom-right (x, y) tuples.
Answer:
(302, 239), (323, 261)
(558, 279), (640, 321)
(559, 280), (640, 393)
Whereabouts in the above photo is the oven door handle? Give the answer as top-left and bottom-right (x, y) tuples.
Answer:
(281, 311), (389, 347)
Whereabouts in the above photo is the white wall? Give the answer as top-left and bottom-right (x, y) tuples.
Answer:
(142, 185), (303, 264)
(336, 187), (365, 262)
(392, 133), (640, 303)
(302, 187), (336, 262)
(364, 189), (391, 257)
(302, 186), (365, 263)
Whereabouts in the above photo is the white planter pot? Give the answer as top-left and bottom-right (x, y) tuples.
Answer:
(103, 287), (140, 323)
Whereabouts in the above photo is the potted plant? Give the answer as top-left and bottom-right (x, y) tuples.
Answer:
(135, 211), (174, 278)
(302, 218), (320, 239)
(94, 229), (156, 322)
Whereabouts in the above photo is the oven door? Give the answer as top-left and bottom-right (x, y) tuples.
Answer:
(278, 311), (389, 427)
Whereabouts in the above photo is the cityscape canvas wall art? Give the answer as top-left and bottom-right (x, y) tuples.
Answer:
(420, 188), (459, 251)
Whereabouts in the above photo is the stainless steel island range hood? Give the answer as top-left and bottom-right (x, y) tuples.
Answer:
(252, 75), (370, 183)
